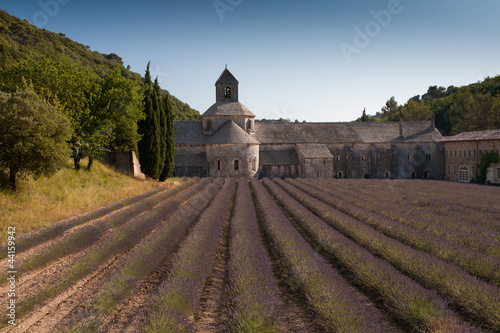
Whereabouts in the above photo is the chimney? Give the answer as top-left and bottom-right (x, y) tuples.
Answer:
(430, 113), (436, 128)
(399, 122), (404, 138)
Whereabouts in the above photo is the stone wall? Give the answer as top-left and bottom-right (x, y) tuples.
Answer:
(445, 139), (500, 182)
(205, 143), (259, 178)
(101, 151), (146, 179)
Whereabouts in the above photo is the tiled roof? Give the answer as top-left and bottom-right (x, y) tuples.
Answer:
(296, 144), (333, 158)
(174, 121), (206, 146)
(207, 120), (259, 145)
(260, 149), (299, 165)
(254, 121), (442, 144)
(201, 102), (255, 117)
(216, 68), (239, 84)
(174, 120), (444, 146)
(444, 129), (500, 141)
(174, 120), (259, 145)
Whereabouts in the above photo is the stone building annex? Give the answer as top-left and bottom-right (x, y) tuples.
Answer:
(173, 67), (445, 179)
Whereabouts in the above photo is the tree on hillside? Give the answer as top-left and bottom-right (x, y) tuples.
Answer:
(0, 91), (72, 190)
(450, 91), (500, 134)
(159, 92), (175, 181)
(138, 62), (163, 179)
(360, 108), (369, 122)
(400, 100), (432, 121)
(381, 97), (401, 121)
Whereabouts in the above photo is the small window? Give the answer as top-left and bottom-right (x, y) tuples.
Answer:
(385, 171), (390, 179)
(251, 158), (256, 171)
(453, 165), (456, 174)
(338, 171), (343, 179)
(217, 159), (221, 171)
(459, 151), (461, 157)
(234, 159), (239, 170)
(361, 155), (366, 161)
(468, 150), (471, 158)
(335, 155), (341, 161)
(317, 171), (321, 178)
(225, 86), (231, 99)
(352, 171), (356, 178)
(408, 153), (412, 160)
(424, 171), (429, 179)
(412, 171), (416, 179)
(377, 154), (381, 161)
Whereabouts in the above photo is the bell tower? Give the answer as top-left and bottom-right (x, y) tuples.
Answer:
(216, 66), (239, 103)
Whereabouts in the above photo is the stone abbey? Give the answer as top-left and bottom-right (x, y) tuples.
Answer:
(173, 67), (498, 181)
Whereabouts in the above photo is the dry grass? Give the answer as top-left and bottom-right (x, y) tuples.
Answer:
(0, 159), (172, 235)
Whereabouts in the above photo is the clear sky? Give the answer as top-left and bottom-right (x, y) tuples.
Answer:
(1, 0), (499, 122)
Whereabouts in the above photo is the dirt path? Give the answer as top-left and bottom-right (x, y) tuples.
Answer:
(194, 217), (231, 333)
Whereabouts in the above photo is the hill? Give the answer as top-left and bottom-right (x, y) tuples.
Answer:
(0, 9), (199, 121)
(359, 76), (500, 136)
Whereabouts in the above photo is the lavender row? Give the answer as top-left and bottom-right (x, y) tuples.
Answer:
(83, 178), (227, 330)
(291, 178), (500, 284)
(274, 178), (500, 331)
(14, 178), (214, 321)
(0, 178), (200, 287)
(331, 179), (500, 226)
(323, 178), (500, 240)
(249, 178), (392, 333)
(263, 178), (479, 332)
(227, 178), (284, 332)
(139, 178), (235, 332)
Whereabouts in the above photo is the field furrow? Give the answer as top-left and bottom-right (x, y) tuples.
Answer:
(3, 177), (498, 332)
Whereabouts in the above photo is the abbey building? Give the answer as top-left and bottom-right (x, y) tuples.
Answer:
(173, 68), (445, 179)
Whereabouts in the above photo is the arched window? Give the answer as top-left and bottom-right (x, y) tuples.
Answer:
(412, 171), (416, 179)
(424, 171), (429, 179)
(385, 171), (390, 179)
(251, 158), (256, 171)
(216, 159), (221, 171)
(335, 155), (340, 161)
(338, 171), (343, 179)
(408, 153), (412, 161)
(361, 155), (366, 161)
(225, 86), (231, 99)
(234, 159), (239, 170)
(459, 167), (469, 182)
(352, 171), (356, 178)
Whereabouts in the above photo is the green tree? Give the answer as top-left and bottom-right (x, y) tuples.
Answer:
(360, 108), (368, 122)
(450, 91), (500, 134)
(137, 62), (162, 179)
(474, 150), (500, 184)
(159, 92), (175, 181)
(400, 99), (432, 121)
(380, 97), (401, 121)
(0, 91), (72, 190)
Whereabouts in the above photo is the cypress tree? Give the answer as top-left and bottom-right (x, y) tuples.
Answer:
(159, 92), (175, 181)
(154, 77), (167, 178)
(138, 62), (162, 179)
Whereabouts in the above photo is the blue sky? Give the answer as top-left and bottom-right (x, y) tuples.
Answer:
(1, 0), (499, 121)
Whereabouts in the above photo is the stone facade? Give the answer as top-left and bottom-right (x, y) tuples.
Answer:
(444, 129), (500, 182)
(173, 68), (448, 180)
(102, 151), (146, 179)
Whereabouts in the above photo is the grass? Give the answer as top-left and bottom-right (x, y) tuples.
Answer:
(0, 158), (170, 235)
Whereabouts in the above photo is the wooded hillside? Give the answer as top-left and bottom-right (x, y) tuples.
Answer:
(0, 9), (199, 121)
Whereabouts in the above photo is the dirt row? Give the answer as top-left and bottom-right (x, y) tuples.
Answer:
(3, 179), (327, 332)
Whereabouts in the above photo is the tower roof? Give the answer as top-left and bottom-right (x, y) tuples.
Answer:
(202, 101), (255, 117)
(207, 120), (259, 144)
(216, 67), (239, 85)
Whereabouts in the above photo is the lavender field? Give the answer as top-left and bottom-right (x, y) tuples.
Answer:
(2, 178), (499, 332)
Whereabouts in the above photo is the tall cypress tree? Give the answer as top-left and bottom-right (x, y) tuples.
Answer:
(154, 77), (167, 179)
(138, 62), (162, 179)
(159, 92), (175, 181)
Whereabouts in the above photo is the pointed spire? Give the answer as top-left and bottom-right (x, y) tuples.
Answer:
(216, 67), (239, 85)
